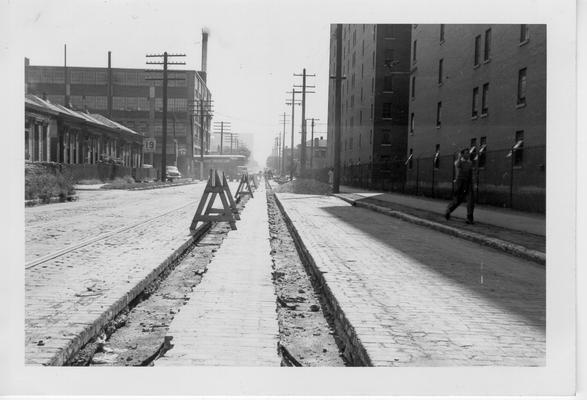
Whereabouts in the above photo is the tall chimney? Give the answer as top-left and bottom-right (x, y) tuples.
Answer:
(201, 29), (209, 83)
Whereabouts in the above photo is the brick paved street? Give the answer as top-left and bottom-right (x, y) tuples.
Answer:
(276, 193), (545, 366)
(25, 183), (239, 365)
(156, 184), (280, 366)
(25, 183), (207, 262)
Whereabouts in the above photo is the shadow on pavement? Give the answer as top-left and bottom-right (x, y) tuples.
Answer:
(318, 203), (546, 328)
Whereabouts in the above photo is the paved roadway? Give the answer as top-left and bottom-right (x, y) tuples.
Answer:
(276, 193), (545, 366)
(26, 183), (208, 263)
(25, 182), (239, 364)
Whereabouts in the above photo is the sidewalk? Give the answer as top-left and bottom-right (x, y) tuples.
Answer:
(275, 193), (545, 367)
(340, 185), (545, 236)
(156, 184), (280, 366)
(336, 186), (545, 262)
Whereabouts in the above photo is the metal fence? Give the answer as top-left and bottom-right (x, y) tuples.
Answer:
(310, 145), (545, 213)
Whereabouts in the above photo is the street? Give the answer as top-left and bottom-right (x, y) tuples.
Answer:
(24, 181), (545, 367)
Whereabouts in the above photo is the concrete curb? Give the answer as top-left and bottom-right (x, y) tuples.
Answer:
(333, 194), (545, 266)
(273, 193), (372, 366)
(45, 223), (211, 366)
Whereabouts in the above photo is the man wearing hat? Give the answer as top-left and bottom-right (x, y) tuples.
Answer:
(445, 148), (475, 224)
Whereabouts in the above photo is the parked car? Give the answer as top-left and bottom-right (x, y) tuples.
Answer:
(166, 165), (181, 182)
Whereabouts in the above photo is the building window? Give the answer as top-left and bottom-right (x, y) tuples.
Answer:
(410, 113), (415, 133)
(472, 87), (479, 117)
(382, 103), (392, 119)
(359, 110), (363, 124)
(520, 24), (530, 43)
(370, 103), (373, 120)
(372, 51), (375, 69)
(474, 35), (481, 66)
(481, 83), (489, 115)
(383, 75), (393, 92)
(513, 131), (524, 166)
(382, 130), (391, 144)
(438, 58), (444, 84)
(484, 28), (492, 61)
(517, 68), (527, 106)
(352, 51), (356, 68)
(353, 29), (356, 46)
(479, 136), (487, 168)
(434, 144), (440, 169)
(411, 75), (416, 98)
(436, 102), (442, 127)
(412, 40), (417, 62)
(440, 24), (445, 42)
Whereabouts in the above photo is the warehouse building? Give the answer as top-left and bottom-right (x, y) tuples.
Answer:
(24, 35), (212, 178)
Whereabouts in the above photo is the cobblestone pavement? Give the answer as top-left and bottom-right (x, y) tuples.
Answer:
(156, 185), (280, 366)
(276, 193), (545, 366)
(25, 183), (239, 365)
(25, 183), (209, 263)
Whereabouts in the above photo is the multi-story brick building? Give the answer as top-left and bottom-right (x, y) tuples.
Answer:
(326, 24), (412, 189)
(406, 24), (546, 211)
(25, 55), (212, 178)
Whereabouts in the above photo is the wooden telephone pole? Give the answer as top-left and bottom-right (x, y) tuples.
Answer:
(146, 52), (186, 182)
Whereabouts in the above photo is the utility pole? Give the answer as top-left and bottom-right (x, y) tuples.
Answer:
(286, 90), (301, 181)
(213, 121), (231, 155)
(329, 24), (345, 193)
(279, 113), (288, 176)
(146, 52), (186, 182)
(309, 118), (320, 168)
(190, 99), (214, 179)
(294, 69), (315, 176)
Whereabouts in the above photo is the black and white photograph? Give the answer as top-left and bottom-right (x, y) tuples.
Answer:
(1, 0), (581, 397)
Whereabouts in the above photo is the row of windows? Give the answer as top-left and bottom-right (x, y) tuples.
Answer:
(28, 69), (65, 84)
(413, 25), (531, 65)
(114, 71), (187, 87)
(407, 133), (524, 170)
(70, 70), (108, 84)
(153, 121), (188, 136)
(408, 68), (530, 130)
(70, 95), (108, 110)
(27, 68), (188, 87)
(111, 96), (188, 112)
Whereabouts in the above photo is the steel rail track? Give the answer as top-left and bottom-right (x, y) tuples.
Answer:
(25, 200), (197, 270)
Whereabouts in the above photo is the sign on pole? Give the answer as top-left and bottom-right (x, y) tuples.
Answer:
(144, 138), (156, 153)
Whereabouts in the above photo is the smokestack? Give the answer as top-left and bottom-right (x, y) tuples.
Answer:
(201, 28), (209, 83)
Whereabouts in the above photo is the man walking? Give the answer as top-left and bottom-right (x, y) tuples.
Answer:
(445, 148), (475, 224)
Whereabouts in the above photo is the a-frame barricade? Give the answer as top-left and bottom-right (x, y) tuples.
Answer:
(221, 172), (240, 220)
(190, 169), (237, 234)
(235, 173), (254, 201)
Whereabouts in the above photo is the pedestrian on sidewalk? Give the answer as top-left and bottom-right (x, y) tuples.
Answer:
(445, 148), (475, 224)
(328, 168), (334, 190)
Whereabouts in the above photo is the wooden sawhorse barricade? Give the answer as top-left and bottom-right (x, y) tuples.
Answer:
(235, 172), (256, 201)
(190, 170), (240, 234)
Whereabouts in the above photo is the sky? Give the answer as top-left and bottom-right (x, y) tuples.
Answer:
(11, 0), (337, 166)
